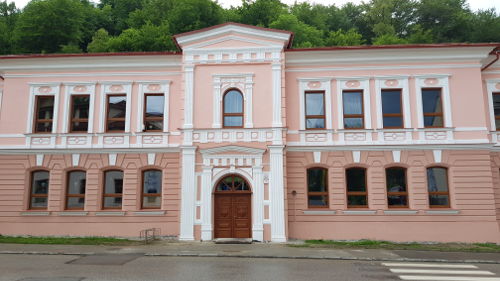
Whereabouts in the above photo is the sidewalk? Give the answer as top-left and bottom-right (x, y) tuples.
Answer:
(1, 241), (499, 264)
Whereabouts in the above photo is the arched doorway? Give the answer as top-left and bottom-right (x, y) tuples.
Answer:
(213, 174), (252, 239)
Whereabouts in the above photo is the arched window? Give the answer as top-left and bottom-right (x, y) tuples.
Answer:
(223, 89), (243, 128)
(346, 167), (367, 208)
(307, 168), (328, 208)
(142, 169), (162, 209)
(66, 170), (86, 210)
(427, 167), (449, 208)
(103, 170), (123, 209)
(386, 167), (408, 208)
(215, 175), (250, 192)
(30, 170), (49, 209)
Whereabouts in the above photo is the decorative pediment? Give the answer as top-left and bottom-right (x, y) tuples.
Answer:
(200, 145), (265, 156)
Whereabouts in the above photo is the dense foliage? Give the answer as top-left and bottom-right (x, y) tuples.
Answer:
(0, 0), (499, 54)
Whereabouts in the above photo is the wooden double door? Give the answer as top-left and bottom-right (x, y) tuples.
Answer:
(213, 175), (252, 239)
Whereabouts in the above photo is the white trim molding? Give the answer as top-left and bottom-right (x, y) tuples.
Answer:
(272, 63), (283, 127)
(375, 75), (411, 129)
(179, 146), (197, 241)
(98, 81), (132, 148)
(268, 145), (286, 242)
(136, 81), (171, 132)
(212, 73), (254, 128)
(26, 83), (61, 148)
(297, 77), (333, 133)
(0, 89), (3, 118)
(486, 79), (500, 131)
(415, 74), (452, 128)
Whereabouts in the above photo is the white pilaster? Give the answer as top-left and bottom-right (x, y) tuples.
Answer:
(268, 145), (286, 242)
(272, 63), (282, 127)
(179, 146), (196, 241)
(200, 165), (213, 241)
(184, 65), (194, 129)
(252, 165), (264, 241)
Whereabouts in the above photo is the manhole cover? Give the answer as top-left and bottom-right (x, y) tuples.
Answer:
(67, 253), (143, 265)
(17, 277), (85, 281)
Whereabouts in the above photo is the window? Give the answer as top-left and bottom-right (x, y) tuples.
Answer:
(69, 95), (90, 132)
(386, 167), (408, 207)
(223, 89), (243, 128)
(427, 167), (450, 208)
(493, 92), (500, 130)
(30, 170), (49, 209)
(343, 90), (364, 129)
(66, 171), (86, 210)
(106, 95), (126, 132)
(142, 170), (162, 209)
(34, 96), (55, 133)
(307, 168), (328, 208)
(422, 88), (443, 128)
(346, 168), (368, 208)
(382, 89), (403, 128)
(305, 91), (325, 129)
(143, 94), (164, 132)
(103, 170), (123, 209)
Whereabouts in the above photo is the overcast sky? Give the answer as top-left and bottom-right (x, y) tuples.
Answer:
(9, 0), (500, 11)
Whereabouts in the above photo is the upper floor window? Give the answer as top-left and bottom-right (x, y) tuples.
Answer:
(305, 91), (325, 129)
(422, 88), (443, 128)
(223, 89), (243, 128)
(427, 167), (450, 208)
(34, 96), (55, 133)
(30, 170), (49, 209)
(346, 167), (368, 208)
(66, 171), (86, 210)
(144, 94), (164, 132)
(106, 95), (126, 132)
(343, 90), (364, 129)
(382, 89), (403, 128)
(142, 170), (162, 209)
(103, 170), (123, 209)
(493, 92), (500, 130)
(386, 167), (408, 208)
(307, 167), (328, 208)
(69, 95), (90, 133)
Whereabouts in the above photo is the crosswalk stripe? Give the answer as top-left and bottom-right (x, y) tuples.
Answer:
(399, 276), (500, 281)
(382, 262), (478, 269)
(390, 268), (495, 275)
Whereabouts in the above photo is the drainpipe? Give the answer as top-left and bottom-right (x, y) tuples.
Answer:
(481, 47), (500, 71)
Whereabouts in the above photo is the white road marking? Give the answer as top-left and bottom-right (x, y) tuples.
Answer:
(399, 276), (500, 281)
(382, 262), (478, 269)
(390, 268), (495, 275)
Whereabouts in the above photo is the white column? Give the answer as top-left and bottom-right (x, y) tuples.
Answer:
(179, 146), (196, 241)
(200, 165), (213, 241)
(272, 63), (282, 127)
(268, 145), (286, 242)
(252, 165), (264, 241)
(244, 77), (254, 128)
(184, 65), (194, 129)
(212, 77), (221, 128)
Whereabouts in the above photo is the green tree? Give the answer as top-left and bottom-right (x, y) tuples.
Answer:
(239, 0), (286, 27)
(98, 0), (144, 34)
(406, 24), (434, 43)
(87, 28), (111, 52)
(269, 14), (324, 48)
(13, 0), (85, 53)
(0, 1), (19, 54)
(468, 9), (500, 43)
(372, 33), (408, 45)
(167, 0), (223, 34)
(326, 29), (365, 46)
(290, 2), (329, 31)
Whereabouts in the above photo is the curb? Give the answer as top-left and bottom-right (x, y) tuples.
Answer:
(1, 251), (499, 264)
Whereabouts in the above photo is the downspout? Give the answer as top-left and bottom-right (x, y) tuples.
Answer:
(481, 47), (500, 71)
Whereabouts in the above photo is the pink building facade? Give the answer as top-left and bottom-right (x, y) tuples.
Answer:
(0, 23), (499, 243)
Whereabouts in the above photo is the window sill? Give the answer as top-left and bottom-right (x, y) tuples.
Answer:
(133, 211), (165, 216)
(425, 210), (459, 215)
(302, 210), (336, 215)
(20, 211), (50, 216)
(342, 210), (376, 215)
(57, 211), (88, 216)
(383, 210), (418, 215)
(95, 211), (125, 216)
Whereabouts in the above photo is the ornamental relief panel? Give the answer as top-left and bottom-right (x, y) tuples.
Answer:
(67, 136), (87, 145)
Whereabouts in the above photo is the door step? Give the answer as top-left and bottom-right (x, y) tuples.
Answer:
(214, 238), (253, 244)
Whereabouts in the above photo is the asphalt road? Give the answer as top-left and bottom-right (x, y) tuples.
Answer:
(1, 254), (500, 281)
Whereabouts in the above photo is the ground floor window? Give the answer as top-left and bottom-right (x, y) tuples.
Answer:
(142, 170), (162, 209)
(346, 167), (368, 208)
(30, 170), (49, 209)
(307, 168), (328, 208)
(103, 170), (123, 209)
(386, 167), (408, 208)
(66, 171), (86, 210)
(427, 167), (450, 208)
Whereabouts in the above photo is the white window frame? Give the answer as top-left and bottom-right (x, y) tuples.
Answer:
(297, 77), (333, 130)
(98, 82), (132, 133)
(61, 82), (96, 134)
(137, 81), (171, 133)
(26, 83), (61, 134)
(212, 73), (254, 129)
(415, 75), (452, 128)
(375, 76), (411, 129)
(337, 77), (371, 129)
(486, 79), (500, 131)
(0, 89), (3, 118)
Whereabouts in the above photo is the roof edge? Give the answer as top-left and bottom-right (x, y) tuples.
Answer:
(0, 51), (181, 60)
(285, 43), (500, 52)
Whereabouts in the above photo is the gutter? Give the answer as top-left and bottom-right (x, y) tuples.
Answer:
(481, 47), (500, 71)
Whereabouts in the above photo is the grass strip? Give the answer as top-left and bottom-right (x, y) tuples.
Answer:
(0, 235), (141, 246)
